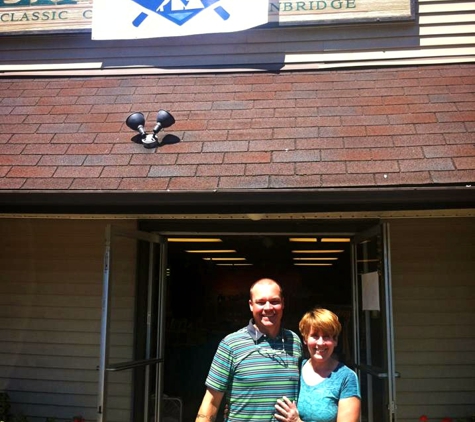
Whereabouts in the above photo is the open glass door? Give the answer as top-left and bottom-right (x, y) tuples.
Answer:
(97, 225), (168, 422)
(352, 223), (398, 422)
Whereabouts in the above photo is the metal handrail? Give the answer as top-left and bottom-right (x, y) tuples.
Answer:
(105, 358), (164, 372)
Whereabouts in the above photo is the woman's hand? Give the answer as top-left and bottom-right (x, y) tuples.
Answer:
(274, 396), (301, 422)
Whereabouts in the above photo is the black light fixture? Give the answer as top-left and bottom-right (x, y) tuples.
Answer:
(126, 110), (175, 149)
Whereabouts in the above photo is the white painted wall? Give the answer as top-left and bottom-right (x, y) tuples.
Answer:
(390, 217), (475, 421)
(0, 219), (137, 422)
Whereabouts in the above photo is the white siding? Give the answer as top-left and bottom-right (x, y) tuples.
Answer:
(0, 1), (474, 75)
(390, 217), (475, 422)
(0, 219), (137, 422)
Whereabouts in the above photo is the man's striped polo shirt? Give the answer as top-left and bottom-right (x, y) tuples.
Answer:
(205, 320), (303, 421)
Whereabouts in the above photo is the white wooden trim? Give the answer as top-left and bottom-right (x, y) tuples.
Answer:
(284, 46), (475, 64)
(419, 2), (475, 13)
(420, 24), (475, 35)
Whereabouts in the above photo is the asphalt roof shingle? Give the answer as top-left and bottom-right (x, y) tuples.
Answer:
(0, 64), (474, 192)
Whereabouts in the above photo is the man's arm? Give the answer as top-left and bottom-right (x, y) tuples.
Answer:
(195, 387), (225, 422)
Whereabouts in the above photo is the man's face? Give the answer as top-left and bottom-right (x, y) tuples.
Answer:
(249, 281), (284, 335)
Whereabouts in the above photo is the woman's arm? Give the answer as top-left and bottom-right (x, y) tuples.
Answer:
(336, 397), (361, 422)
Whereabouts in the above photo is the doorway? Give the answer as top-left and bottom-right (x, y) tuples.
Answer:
(164, 232), (354, 421)
(97, 220), (397, 422)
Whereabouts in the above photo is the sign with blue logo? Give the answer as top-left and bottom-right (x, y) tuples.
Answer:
(0, 0), (413, 35)
(92, 0), (268, 40)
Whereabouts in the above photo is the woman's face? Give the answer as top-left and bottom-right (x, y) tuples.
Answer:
(305, 330), (338, 362)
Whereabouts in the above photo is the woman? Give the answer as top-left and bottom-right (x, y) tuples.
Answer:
(274, 308), (360, 422)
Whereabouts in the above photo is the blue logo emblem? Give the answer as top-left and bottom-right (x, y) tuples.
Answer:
(131, 0), (230, 27)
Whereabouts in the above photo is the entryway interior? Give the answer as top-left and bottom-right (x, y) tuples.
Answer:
(162, 231), (355, 421)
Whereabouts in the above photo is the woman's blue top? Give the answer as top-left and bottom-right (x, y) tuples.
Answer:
(297, 360), (360, 422)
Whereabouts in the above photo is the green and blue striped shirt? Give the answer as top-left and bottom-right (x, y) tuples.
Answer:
(205, 321), (303, 421)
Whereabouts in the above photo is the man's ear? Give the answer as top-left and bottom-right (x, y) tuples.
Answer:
(249, 299), (253, 312)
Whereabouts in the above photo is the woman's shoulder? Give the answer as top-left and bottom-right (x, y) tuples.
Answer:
(334, 362), (361, 397)
(334, 362), (358, 378)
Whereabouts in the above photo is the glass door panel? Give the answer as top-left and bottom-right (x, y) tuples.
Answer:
(353, 223), (397, 422)
(98, 225), (167, 422)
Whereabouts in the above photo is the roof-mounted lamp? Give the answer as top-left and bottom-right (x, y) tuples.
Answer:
(126, 110), (176, 148)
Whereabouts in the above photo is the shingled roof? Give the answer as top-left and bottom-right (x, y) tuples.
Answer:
(0, 64), (474, 194)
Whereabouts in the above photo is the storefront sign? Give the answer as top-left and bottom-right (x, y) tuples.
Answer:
(0, 0), (414, 35)
(270, 0), (414, 25)
(0, 0), (92, 33)
(92, 0), (269, 40)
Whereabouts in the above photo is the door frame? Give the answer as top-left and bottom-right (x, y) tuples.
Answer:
(98, 221), (397, 422)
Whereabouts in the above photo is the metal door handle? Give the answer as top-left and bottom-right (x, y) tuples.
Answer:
(356, 364), (400, 378)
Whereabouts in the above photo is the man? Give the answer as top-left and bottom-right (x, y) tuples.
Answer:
(196, 278), (303, 421)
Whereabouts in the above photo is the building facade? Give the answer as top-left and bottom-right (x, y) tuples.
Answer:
(0, 1), (474, 422)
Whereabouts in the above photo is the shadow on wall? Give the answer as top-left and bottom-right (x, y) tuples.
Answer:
(0, 22), (419, 70)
